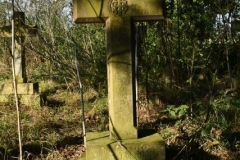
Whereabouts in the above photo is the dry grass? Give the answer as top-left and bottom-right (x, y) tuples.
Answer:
(0, 80), (105, 159)
(1, 80), (240, 159)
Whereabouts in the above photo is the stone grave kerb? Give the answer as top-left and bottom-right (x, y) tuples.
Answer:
(73, 0), (164, 140)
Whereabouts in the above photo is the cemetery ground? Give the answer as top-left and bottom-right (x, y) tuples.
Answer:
(0, 80), (240, 159)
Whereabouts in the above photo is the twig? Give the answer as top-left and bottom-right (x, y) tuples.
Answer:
(74, 41), (86, 149)
(11, 1), (22, 159)
(173, 145), (186, 160)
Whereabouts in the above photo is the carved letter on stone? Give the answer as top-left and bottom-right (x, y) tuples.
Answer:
(109, 0), (128, 16)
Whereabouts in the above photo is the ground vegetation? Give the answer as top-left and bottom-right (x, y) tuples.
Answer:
(0, 0), (240, 159)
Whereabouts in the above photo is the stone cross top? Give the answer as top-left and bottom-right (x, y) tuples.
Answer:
(73, 0), (164, 140)
(0, 12), (37, 83)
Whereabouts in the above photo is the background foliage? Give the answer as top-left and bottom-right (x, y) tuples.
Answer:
(0, 0), (240, 159)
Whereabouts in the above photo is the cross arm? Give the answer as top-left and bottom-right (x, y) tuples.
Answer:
(73, 0), (164, 24)
(73, 0), (110, 23)
(0, 25), (37, 37)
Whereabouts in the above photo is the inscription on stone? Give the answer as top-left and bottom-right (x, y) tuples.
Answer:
(109, 0), (128, 16)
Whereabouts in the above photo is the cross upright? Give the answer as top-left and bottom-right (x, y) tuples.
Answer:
(0, 12), (37, 83)
(73, 0), (164, 140)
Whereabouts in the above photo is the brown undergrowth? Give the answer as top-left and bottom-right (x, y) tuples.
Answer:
(0, 80), (240, 159)
(0, 80), (102, 159)
(137, 88), (240, 160)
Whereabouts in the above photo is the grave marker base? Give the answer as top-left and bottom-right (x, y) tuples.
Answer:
(84, 131), (165, 160)
(0, 82), (44, 107)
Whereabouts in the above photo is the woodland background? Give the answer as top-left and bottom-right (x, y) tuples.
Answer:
(0, 0), (240, 159)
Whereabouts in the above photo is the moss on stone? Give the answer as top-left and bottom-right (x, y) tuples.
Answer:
(86, 131), (165, 160)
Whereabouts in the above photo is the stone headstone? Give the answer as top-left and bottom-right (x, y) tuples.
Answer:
(0, 12), (42, 107)
(74, 0), (164, 140)
(73, 1), (165, 159)
(0, 12), (37, 83)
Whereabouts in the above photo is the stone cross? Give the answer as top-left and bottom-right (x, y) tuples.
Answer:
(73, 0), (164, 140)
(0, 12), (37, 83)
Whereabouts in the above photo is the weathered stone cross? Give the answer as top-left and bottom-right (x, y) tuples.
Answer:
(0, 12), (37, 83)
(73, 0), (164, 140)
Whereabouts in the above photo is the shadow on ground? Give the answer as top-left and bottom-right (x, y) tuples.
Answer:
(0, 142), (53, 160)
(45, 99), (65, 107)
(0, 136), (84, 160)
(56, 135), (83, 147)
(138, 129), (157, 138)
(166, 144), (219, 160)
